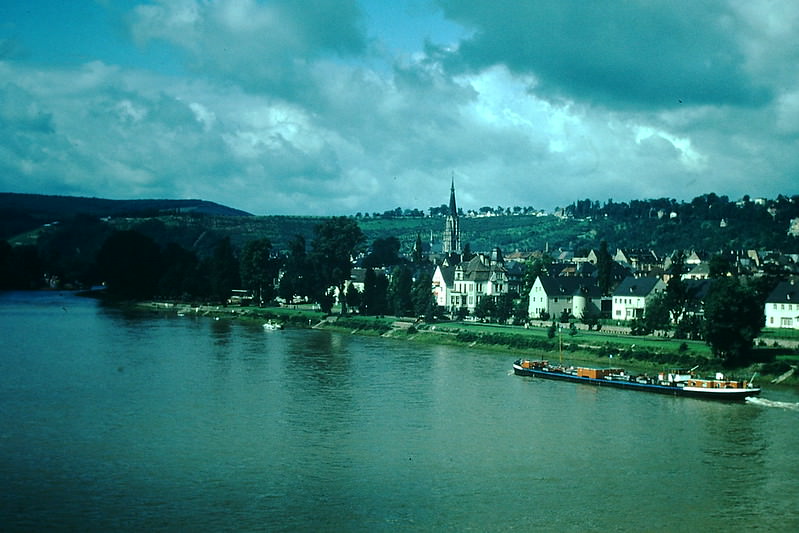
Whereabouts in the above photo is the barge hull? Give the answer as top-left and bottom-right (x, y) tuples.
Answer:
(512, 363), (759, 401)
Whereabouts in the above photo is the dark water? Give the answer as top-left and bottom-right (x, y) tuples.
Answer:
(1, 292), (798, 532)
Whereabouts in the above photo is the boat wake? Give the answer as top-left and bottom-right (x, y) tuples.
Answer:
(746, 397), (799, 411)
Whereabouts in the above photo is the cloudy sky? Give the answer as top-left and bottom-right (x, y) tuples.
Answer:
(1, 1), (797, 215)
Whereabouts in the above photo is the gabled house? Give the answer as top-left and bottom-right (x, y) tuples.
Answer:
(614, 249), (661, 273)
(683, 262), (711, 280)
(528, 276), (603, 320)
(432, 264), (457, 309)
(765, 280), (799, 329)
(433, 249), (508, 314)
(611, 276), (666, 321)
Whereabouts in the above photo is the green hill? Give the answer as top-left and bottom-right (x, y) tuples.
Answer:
(3, 193), (797, 259)
(0, 193), (251, 241)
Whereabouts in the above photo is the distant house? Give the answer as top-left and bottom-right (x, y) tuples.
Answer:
(683, 262), (711, 280)
(612, 276), (666, 321)
(528, 276), (603, 320)
(765, 280), (799, 329)
(614, 249), (661, 274)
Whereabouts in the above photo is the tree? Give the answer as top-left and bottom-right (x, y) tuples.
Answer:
(240, 238), (278, 304)
(708, 254), (733, 278)
(580, 304), (601, 331)
(412, 233), (424, 264)
(703, 277), (764, 367)
(643, 292), (671, 334)
(37, 214), (111, 287)
(158, 242), (204, 299)
(494, 293), (515, 324)
(388, 264), (413, 317)
(461, 242), (474, 262)
(512, 296), (530, 325)
(280, 235), (309, 302)
(0, 241), (43, 290)
(664, 250), (691, 324)
(208, 237), (240, 303)
(474, 296), (496, 321)
(310, 217), (365, 314)
(595, 240), (614, 296)
(360, 268), (380, 315)
(411, 270), (435, 319)
(363, 237), (402, 268)
(96, 230), (162, 299)
(521, 253), (553, 295)
(345, 282), (361, 313)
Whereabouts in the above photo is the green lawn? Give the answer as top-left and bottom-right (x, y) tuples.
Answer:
(449, 320), (714, 357)
(761, 328), (799, 340)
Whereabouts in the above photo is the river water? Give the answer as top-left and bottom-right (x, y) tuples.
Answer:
(1, 291), (798, 532)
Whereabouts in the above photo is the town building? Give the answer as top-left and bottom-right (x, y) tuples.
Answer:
(765, 279), (799, 329)
(611, 276), (666, 320)
(527, 276), (603, 320)
(433, 249), (508, 314)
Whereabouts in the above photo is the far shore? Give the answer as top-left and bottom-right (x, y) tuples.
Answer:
(130, 300), (799, 389)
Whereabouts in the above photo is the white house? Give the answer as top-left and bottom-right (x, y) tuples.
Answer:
(765, 280), (799, 329)
(432, 264), (456, 309)
(611, 276), (666, 321)
(528, 276), (603, 320)
(432, 250), (508, 314)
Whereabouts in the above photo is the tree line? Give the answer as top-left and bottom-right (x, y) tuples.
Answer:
(1, 215), (791, 368)
(0, 216), (438, 319)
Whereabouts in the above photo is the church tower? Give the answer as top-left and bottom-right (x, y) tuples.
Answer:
(442, 175), (461, 254)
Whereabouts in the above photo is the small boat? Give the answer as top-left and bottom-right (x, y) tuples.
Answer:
(512, 359), (760, 401)
(262, 321), (283, 331)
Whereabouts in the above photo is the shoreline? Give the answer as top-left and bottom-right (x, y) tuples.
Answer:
(128, 300), (798, 389)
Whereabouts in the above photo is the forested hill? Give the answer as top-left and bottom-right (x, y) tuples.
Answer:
(2, 192), (798, 257)
(0, 193), (251, 240)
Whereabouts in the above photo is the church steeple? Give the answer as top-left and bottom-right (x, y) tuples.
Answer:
(448, 174), (457, 216)
(442, 173), (461, 255)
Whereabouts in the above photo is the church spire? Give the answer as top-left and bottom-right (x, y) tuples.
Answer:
(449, 172), (457, 216)
(442, 173), (461, 255)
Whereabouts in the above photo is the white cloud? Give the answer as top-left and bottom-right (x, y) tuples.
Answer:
(1, 1), (797, 216)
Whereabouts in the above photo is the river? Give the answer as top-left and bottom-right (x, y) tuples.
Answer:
(1, 291), (798, 532)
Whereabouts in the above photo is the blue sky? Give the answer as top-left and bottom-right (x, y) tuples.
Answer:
(1, 1), (797, 215)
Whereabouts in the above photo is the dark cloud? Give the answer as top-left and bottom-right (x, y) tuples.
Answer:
(131, 0), (367, 102)
(436, 0), (771, 109)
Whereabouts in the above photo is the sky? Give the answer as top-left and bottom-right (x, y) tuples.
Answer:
(1, 1), (797, 216)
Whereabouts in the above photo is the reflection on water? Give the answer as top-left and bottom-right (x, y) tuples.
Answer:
(1, 292), (798, 532)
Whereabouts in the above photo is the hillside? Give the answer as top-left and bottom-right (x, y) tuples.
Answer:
(0, 193), (251, 241)
(3, 193), (798, 259)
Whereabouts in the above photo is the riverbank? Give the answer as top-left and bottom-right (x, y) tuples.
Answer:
(130, 300), (799, 389)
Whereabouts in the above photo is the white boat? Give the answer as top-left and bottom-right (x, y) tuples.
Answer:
(263, 321), (283, 330)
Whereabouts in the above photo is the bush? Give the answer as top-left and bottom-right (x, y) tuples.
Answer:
(760, 360), (793, 375)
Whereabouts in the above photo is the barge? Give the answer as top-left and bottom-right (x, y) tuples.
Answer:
(512, 359), (760, 401)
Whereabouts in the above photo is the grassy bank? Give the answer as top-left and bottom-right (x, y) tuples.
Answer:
(133, 301), (798, 388)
